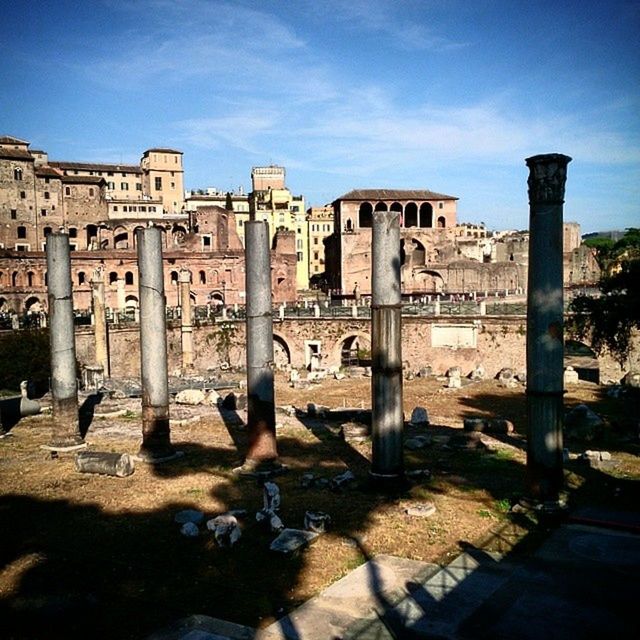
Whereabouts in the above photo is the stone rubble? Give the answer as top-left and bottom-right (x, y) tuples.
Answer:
(330, 469), (356, 490)
(304, 511), (331, 533)
(409, 406), (429, 426)
(174, 509), (206, 525)
(180, 522), (200, 537)
(405, 502), (437, 518)
(206, 514), (242, 547)
(404, 435), (432, 450)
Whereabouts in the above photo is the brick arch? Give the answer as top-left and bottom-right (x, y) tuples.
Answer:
(330, 330), (371, 368)
(273, 332), (291, 368)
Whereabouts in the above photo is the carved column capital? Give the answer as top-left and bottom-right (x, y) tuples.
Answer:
(525, 154), (572, 204)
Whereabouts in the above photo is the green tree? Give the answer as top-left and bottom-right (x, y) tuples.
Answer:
(569, 228), (640, 365)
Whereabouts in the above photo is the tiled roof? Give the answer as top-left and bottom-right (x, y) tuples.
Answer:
(61, 175), (106, 185)
(50, 161), (141, 174)
(35, 166), (63, 177)
(334, 189), (458, 202)
(0, 148), (34, 160)
(143, 147), (183, 155)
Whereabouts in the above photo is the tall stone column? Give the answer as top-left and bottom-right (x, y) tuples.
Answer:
(525, 153), (571, 505)
(179, 269), (194, 371)
(137, 226), (175, 461)
(243, 221), (279, 472)
(46, 232), (84, 449)
(371, 210), (404, 483)
(91, 266), (110, 378)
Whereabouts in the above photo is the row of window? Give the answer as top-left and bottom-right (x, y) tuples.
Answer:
(112, 205), (157, 213)
(310, 223), (332, 232)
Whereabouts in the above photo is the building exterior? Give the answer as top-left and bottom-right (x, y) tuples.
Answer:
(249, 166), (308, 290)
(0, 136), (297, 314)
(306, 205), (334, 283)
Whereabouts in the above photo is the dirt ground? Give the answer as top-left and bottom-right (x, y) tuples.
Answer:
(1, 373), (639, 639)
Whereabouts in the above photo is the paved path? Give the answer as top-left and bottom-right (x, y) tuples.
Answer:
(149, 515), (640, 640)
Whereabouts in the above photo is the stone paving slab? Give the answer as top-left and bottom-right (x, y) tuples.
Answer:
(256, 555), (440, 640)
(146, 614), (255, 640)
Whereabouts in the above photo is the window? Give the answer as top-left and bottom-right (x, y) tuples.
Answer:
(170, 182), (175, 190)
(69, 228), (77, 238)
(199, 270), (206, 284)
(314, 252), (319, 260)
(297, 252), (303, 262)
(89, 188), (94, 196)
(109, 272), (118, 284)
(78, 272), (86, 285)
(41, 209), (47, 216)
(107, 182), (115, 190)
(10, 209), (17, 220)
(65, 187), (71, 196)
(13, 167), (23, 180)
(122, 172), (127, 177)
(136, 183), (142, 191)
(20, 191), (26, 199)
(113, 206), (118, 211)
(107, 172), (114, 176)
(121, 182), (129, 190)
(44, 227), (52, 237)
(17, 226), (27, 239)
(44, 191), (50, 200)
(125, 272), (134, 285)
(203, 236), (211, 248)
(314, 238), (318, 245)
(45, 177), (50, 184)
(155, 177), (162, 190)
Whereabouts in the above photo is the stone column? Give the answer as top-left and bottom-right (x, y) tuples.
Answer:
(525, 153), (571, 506)
(46, 232), (84, 449)
(137, 226), (175, 461)
(91, 266), (110, 378)
(179, 269), (193, 371)
(370, 210), (404, 483)
(243, 221), (279, 471)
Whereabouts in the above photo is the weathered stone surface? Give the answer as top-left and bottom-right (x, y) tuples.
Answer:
(404, 435), (431, 450)
(306, 402), (329, 417)
(564, 366), (580, 385)
(270, 528), (318, 554)
(469, 364), (486, 380)
(180, 522), (199, 537)
(174, 509), (205, 525)
(449, 431), (486, 450)
(464, 417), (514, 434)
(446, 366), (461, 379)
(146, 614), (255, 640)
(418, 366), (432, 378)
(406, 468), (432, 479)
(204, 389), (220, 405)
(463, 417), (486, 432)
(410, 406), (429, 426)
(565, 404), (604, 441)
(341, 421), (370, 442)
(406, 502), (437, 517)
(304, 511), (331, 533)
(334, 372), (346, 380)
(330, 469), (356, 490)
(497, 367), (518, 388)
(263, 482), (281, 512)
(207, 514), (241, 547)
(174, 389), (206, 406)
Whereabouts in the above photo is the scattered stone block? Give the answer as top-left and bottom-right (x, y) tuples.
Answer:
(405, 371), (415, 381)
(330, 469), (356, 490)
(410, 407), (429, 426)
(204, 389), (220, 405)
(564, 366), (580, 385)
(174, 389), (206, 405)
(180, 522), (199, 537)
(304, 511), (331, 533)
(174, 509), (205, 525)
(497, 368), (518, 388)
(565, 404), (604, 441)
(469, 365), (485, 381)
(404, 435), (431, 450)
(75, 451), (135, 477)
(463, 418), (486, 432)
(446, 366), (462, 379)
(623, 371), (640, 388)
(270, 528), (319, 554)
(406, 502), (437, 518)
(334, 372), (346, 380)
(341, 421), (370, 442)
(418, 366), (432, 378)
(448, 376), (462, 389)
(206, 514), (241, 547)
(307, 402), (329, 417)
(580, 450), (614, 470)
(449, 432), (486, 450)
(263, 482), (281, 512)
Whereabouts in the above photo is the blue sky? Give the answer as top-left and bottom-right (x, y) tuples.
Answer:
(2, 0), (639, 233)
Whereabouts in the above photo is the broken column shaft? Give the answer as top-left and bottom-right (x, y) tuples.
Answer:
(46, 232), (83, 448)
(525, 153), (572, 505)
(179, 269), (194, 371)
(137, 226), (174, 461)
(371, 209), (404, 482)
(244, 220), (279, 470)
(91, 268), (110, 378)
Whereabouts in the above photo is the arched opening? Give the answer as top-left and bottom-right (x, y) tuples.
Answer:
(77, 272), (86, 285)
(199, 270), (206, 284)
(565, 340), (600, 384)
(345, 218), (353, 231)
(340, 334), (371, 367)
(209, 291), (224, 307)
(68, 227), (78, 238)
(86, 224), (98, 249)
(0, 272), (3, 284)
(132, 226), (144, 247)
(125, 271), (134, 286)
(43, 226), (52, 238)
(125, 295), (139, 309)
(14, 167), (23, 180)
(358, 202), (373, 228)
(109, 271), (118, 285)
(415, 269), (444, 293)
(437, 215), (446, 228)
(24, 296), (42, 313)
(401, 238), (426, 266)
(189, 292), (197, 305)
(170, 271), (179, 284)
(114, 231), (129, 249)
(0, 297), (8, 312)
(419, 203), (433, 228)
(390, 201), (402, 213)
(374, 201), (388, 212)
(405, 202), (418, 227)
(273, 334), (291, 368)
(27, 271), (35, 287)
(12, 271), (18, 287)
(172, 225), (187, 246)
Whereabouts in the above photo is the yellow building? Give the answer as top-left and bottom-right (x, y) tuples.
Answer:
(249, 166), (308, 290)
(140, 148), (185, 214)
(307, 205), (334, 282)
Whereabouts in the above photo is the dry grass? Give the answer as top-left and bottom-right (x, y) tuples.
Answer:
(0, 374), (638, 639)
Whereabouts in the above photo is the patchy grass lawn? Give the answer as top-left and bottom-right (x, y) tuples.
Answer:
(0, 374), (638, 639)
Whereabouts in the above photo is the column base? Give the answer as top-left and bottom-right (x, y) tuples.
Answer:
(233, 458), (287, 479)
(368, 470), (407, 490)
(135, 448), (184, 465)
